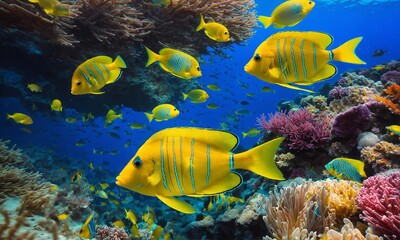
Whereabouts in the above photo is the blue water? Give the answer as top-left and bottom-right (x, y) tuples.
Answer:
(1, 0), (399, 174)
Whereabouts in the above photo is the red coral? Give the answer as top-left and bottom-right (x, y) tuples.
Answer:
(356, 172), (400, 238)
(257, 109), (332, 150)
(375, 83), (400, 114)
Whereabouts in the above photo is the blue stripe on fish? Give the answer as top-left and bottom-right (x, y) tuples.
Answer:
(179, 137), (185, 193)
(283, 38), (289, 76)
(165, 137), (176, 192)
(79, 69), (94, 88)
(190, 138), (196, 192)
(93, 63), (105, 84)
(300, 39), (307, 79)
(328, 50), (333, 61)
(101, 64), (110, 78)
(277, 39), (287, 82)
(290, 2), (303, 15)
(169, 53), (192, 73)
(88, 215), (96, 237)
(312, 43), (317, 72)
(172, 137), (184, 194)
(84, 65), (98, 84)
(290, 38), (299, 81)
(229, 154), (234, 170)
(205, 145), (211, 187)
(160, 138), (170, 192)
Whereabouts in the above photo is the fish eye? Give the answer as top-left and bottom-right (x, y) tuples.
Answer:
(174, 108), (177, 111)
(254, 53), (261, 61)
(76, 81), (81, 86)
(196, 66), (200, 71)
(309, 1), (312, 3)
(133, 156), (142, 168)
(224, 32), (228, 35)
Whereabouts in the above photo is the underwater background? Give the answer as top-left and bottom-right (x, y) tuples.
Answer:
(0, 0), (400, 239)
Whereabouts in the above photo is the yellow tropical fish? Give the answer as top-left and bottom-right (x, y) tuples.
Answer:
(207, 103), (219, 109)
(386, 125), (400, 136)
(207, 84), (220, 91)
(244, 31), (366, 93)
(116, 127), (284, 214)
(51, 99), (63, 112)
(106, 109), (122, 124)
(27, 83), (42, 92)
(372, 65), (385, 70)
(79, 213), (96, 239)
(89, 185), (95, 191)
(96, 190), (108, 199)
(145, 47), (202, 80)
(57, 213), (69, 221)
(258, 0), (315, 29)
(75, 140), (85, 147)
(65, 117), (76, 123)
(144, 104), (179, 122)
(196, 14), (230, 42)
(182, 89), (209, 103)
(99, 183), (109, 189)
(71, 171), (82, 183)
(325, 158), (367, 182)
(71, 55), (126, 95)
(125, 209), (137, 225)
(129, 123), (144, 129)
(7, 113), (33, 125)
(151, 0), (171, 6)
(112, 220), (126, 229)
(28, 0), (69, 16)
(82, 112), (94, 122)
(242, 128), (260, 138)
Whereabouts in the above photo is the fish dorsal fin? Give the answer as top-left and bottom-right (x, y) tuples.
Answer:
(86, 56), (113, 64)
(339, 158), (367, 177)
(269, 31), (333, 49)
(159, 48), (180, 56)
(156, 194), (196, 214)
(146, 127), (239, 152)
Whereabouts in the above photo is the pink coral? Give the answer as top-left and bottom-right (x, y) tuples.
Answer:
(257, 109), (332, 150)
(356, 171), (400, 238)
(95, 226), (129, 240)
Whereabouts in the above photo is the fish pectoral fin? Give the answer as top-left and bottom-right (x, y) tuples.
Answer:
(156, 194), (196, 214)
(288, 21), (301, 27)
(269, 67), (281, 79)
(276, 83), (315, 93)
(199, 172), (242, 195)
(308, 64), (337, 83)
(148, 172), (161, 186)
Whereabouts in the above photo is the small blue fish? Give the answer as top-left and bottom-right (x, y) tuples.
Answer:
(325, 158), (367, 182)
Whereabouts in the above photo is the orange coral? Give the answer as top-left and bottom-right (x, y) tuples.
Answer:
(375, 83), (400, 114)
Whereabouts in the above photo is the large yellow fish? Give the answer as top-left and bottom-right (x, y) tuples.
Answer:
(196, 14), (230, 42)
(71, 55), (126, 95)
(144, 104), (179, 122)
(145, 47), (202, 80)
(116, 127), (284, 214)
(51, 99), (62, 112)
(244, 31), (366, 93)
(29, 0), (69, 16)
(258, 0), (315, 29)
(7, 113), (33, 125)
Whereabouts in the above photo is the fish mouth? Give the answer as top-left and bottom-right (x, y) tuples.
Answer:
(244, 65), (249, 73)
(115, 176), (125, 186)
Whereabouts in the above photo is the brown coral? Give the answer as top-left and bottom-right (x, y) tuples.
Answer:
(360, 141), (400, 173)
(0, 210), (37, 240)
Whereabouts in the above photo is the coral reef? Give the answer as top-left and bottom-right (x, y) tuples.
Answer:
(323, 218), (380, 240)
(257, 108), (332, 151)
(356, 171), (400, 238)
(360, 141), (400, 173)
(95, 226), (130, 240)
(375, 83), (400, 115)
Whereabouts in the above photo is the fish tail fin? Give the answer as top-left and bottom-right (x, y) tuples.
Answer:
(114, 55), (127, 69)
(258, 15), (272, 29)
(332, 37), (366, 64)
(145, 47), (160, 67)
(144, 112), (154, 122)
(235, 137), (285, 180)
(241, 132), (247, 138)
(182, 92), (188, 101)
(196, 14), (206, 31)
(6, 114), (11, 119)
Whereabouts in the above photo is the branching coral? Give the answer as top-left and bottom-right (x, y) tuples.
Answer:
(323, 218), (380, 240)
(257, 109), (332, 151)
(0, 210), (37, 240)
(356, 171), (400, 238)
(17, 189), (56, 216)
(375, 83), (400, 115)
(261, 181), (335, 239)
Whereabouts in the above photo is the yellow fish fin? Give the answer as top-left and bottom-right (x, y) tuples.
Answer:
(273, 23), (285, 29)
(28, 0), (39, 2)
(258, 15), (272, 29)
(276, 83), (314, 93)
(288, 21), (301, 27)
(339, 158), (367, 178)
(269, 67), (281, 79)
(235, 137), (285, 180)
(156, 194), (196, 214)
(332, 37), (366, 64)
(113, 55), (127, 69)
(145, 47), (161, 67)
(196, 14), (206, 31)
(148, 171), (161, 186)
(199, 172), (242, 195)
(272, 31), (333, 49)
(90, 90), (105, 94)
(144, 112), (154, 122)
(147, 127), (238, 152)
(106, 69), (122, 84)
(306, 64), (337, 83)
(88, 56), (113, 64)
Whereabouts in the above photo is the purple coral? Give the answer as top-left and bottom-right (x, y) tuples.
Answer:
(380, 70), (400, 85)
(257, 109), (332, 150)
(328, 86), (350, 101)
(356, 172), (400, 237)
(95, 226), (130, 240)
(331, 104), (371, 139)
